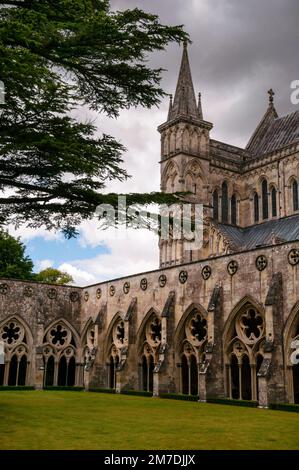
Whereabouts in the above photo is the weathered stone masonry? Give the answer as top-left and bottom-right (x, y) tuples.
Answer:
(0, 44), (299, 407)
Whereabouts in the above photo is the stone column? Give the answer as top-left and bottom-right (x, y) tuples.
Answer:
(35, 346), (44, 389)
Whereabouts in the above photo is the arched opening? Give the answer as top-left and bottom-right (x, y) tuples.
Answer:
(142, 355), (148, 392)
(42, 321), (79, 388)
(231, 194), (237, 225)
(58, 356), (67, 386)
(293, 364), (299, 404)
(8, 354), (18, 386)
(293, 180), (299, 211)
(148, 355), (154, 393)
(256, 354), (263, 401)
(212, 190), (219, 221)
(271, 187), (277, 217)
(67, 356), (76, 386)
(262, 179), (268, 220)
(254, 193), (259, 222)
(141, 355), (154, 392)
(44, 356), (55, 386)
(17, 355), (27, 386)
(230, 354), (240, 399)
(190, 355), (198, 396)
(241, 355), (252, 400)
(181, 354), (189, 395)
(0, 318), (31, 387)
(0, 364), (4, 386)
(109, 356), (115, 389)
(226, 303), (264, 401)
(221, 182), (228, 223)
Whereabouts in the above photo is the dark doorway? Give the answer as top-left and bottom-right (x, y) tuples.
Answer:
(58, 356), (67, 386)
(231, 354), (239, 399)
(8, 355), (18, 386)
(241, 355), (252, 400)
(67, 356), (76, 386)
(109, 356), (115, 389)
(293, 364), (299, 404)
(18, 355), (27, 386)
(45, 356), (54, 386)
(181, 354), (189, 395)
(190, 355), (198, 396)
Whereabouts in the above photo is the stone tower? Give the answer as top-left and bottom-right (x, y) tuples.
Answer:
(158, 43), (213, 267)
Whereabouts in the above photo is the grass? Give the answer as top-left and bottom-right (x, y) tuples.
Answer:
(0, 391), (298, 450)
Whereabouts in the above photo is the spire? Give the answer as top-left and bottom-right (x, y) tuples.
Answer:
(198, 92), (203, 119)
(168, 42), (200, 121)
(246, 89), (278, 155)
(167, 94), (173, 120)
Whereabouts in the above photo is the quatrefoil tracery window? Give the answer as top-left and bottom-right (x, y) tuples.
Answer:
(47, 323), (71, 349)
(186, 310), (207, 346)
(113, 319), (125, 348)
(0, 319), (29, 386)
(146, 315), (161, 348)
(0, 320), (25, 349)
(236, 308), (264, 344)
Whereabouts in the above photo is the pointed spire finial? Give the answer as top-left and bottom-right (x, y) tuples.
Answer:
(168, 41), (200, 121)
(167, 94), (173, 120)
(268, 88), (275, 105)
(198, 92), (203, 119)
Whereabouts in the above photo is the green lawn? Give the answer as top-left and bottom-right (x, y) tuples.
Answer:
(0, 391), (298, 450)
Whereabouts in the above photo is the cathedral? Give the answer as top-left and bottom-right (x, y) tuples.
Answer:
(0, 44), (299, 408)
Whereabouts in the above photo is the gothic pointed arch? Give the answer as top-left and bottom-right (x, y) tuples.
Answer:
(105, 312), (126, 389)
(223, 296), (265, 401)
(137, 308), (161, 393)
(81, 317), (97, 373)
(283, 302), (299, 403)
(161, 160), (180, 193)
(174, 303), (208, 396)
(0, 315), (33, 387)
(42, 318), (81, 387)
(221, 181), (229, 223)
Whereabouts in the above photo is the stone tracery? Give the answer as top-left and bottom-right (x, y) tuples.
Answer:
(225, 303), (265, 401)
(0, 317), (29, 386)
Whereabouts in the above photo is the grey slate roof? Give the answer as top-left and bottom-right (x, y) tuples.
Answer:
(217, 214), (299, 251)
(246, 109), (299, 157)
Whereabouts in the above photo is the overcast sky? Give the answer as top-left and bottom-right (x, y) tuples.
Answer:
(14, 0), (299, 285)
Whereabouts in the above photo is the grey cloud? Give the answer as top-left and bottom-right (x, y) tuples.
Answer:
(86, 0), (299, 196)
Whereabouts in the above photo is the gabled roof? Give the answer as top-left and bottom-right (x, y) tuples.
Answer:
(246, 89), (299, 157)
(215, 214), (299, 251)
(246, 96), (278, 156)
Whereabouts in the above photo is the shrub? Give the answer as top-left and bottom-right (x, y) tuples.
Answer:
(121, 390), (153, 397)
(159, 393), (199, 402)
(88, 387), (116, 394)
(269, 403), (299, 413)
(44, 386), (84, 391)
(0, 386), (34, 391)
(207, 397), (258, 408)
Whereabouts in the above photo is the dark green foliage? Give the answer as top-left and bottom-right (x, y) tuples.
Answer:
(121, 389), (152, 397)
(207, 397), (258, 408)
(35, 267), (73, 285)
(0, 230), (34, 279)
(43, 386), (84, 391)
(159, 393), (199, 402)
(0, 1), (188, 236)
(269, 403), (299, 413)
(88, 387), (116, 394)
(0, 386), (34, 390)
